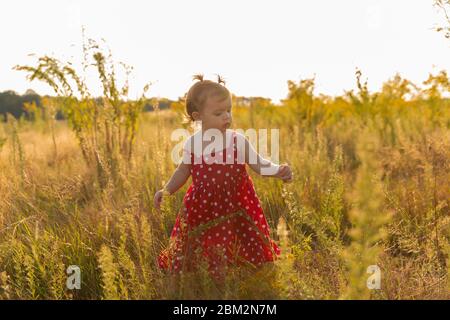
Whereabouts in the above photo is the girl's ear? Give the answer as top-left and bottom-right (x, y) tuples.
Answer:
(191, 111), (201, 121)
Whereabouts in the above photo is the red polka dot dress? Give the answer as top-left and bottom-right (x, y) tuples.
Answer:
(157, 131), (281, 276)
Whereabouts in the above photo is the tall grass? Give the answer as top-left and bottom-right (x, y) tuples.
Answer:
(0, 48), (448, 299)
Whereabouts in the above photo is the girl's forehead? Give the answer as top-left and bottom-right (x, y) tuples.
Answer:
(206, 95), (232, 109)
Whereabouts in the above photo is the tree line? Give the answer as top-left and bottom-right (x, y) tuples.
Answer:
(0, 90), (173, 122)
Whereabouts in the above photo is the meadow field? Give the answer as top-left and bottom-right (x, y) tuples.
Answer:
(0, 54), (449, 299)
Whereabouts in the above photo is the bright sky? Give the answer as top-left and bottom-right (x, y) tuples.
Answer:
(1, 0), (449, 103)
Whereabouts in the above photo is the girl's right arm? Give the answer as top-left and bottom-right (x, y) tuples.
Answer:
(154, 162), (191, 209)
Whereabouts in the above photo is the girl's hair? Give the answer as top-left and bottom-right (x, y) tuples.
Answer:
(185, 74), (231, 122)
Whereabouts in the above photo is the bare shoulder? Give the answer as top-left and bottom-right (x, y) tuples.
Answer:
(232, 130), (250, 144)
(182, 131), (200, 152)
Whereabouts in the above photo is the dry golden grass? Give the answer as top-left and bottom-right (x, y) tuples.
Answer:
(1, 47), (449, 299)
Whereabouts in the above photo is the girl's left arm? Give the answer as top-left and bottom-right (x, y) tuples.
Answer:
(243, 137), (293, 182)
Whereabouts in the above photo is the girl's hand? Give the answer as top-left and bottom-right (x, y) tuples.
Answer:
(276, 164), (293, 182)
(154, 189), (164, 209)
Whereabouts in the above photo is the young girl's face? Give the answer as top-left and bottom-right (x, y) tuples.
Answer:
(194, 95), (232, 132)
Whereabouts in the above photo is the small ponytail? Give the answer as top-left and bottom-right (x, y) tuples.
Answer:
(216, 74), (226, 85)
(192, 74), (204, 82)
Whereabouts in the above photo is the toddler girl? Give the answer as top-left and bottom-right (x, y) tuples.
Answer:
(154, 75), (292, 278)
